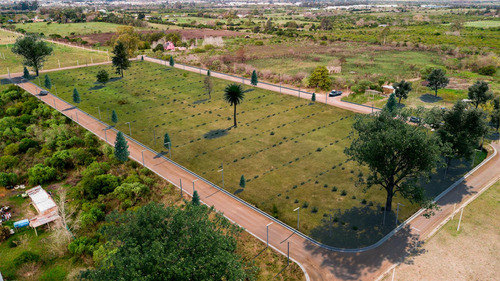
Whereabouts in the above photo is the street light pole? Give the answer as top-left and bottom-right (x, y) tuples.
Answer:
(266, 222), (273, 248)
(125, 122), (131, 136)
(192, 179), (199, 194)
(395, 203), (405, 226)
(218, 162), (224, 189)
(141, 149), (147, 166)
(294, 207), (300, 230)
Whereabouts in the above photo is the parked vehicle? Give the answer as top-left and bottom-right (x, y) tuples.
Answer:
(409, 116), (421, 123)
(39, 90), (49, 96)
(329, 90), (342, 97)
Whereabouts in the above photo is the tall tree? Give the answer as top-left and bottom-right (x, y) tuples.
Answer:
(203, 76), (213, 99)
(424, 107), (445, 130)
(23, 67), (30, 79)
(114, 131), (129, 163)
(251, 70), (258, 86)
(311, 93), (316, 102)
(96, 70), (110, 86)
(223, 84), (246, 128)
(12, 34), (53, 77)
(437, 101), (489, 165)
(44, 74), (52, 89)
(426, 69), (449, 97)
(345, 111), (441, 212)
(169, 56), (174, 67)
(111, 41), (130, 77)
(192, 190), (201, 206)
(320, 17), (332, 30)
(79, 203), (249, 280)
(111, 110), (118, 124)
(385, 93), (397, 115)
(239, 175), (246, 188)
(379, 26), (391, 45)
(207, 69), (211, 76)
(308, 66), (331, 91)
(163, 133), (171, 149)
(393, 80), (412, 104)
(72, 88), (81, 105)
(468, 80), (493, 109)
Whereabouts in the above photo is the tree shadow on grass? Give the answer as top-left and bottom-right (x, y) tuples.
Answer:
(193, 98), (209, 104)
(304, 223), (425, 280)
(233, 188), (244, 195)
(109, 77), (123, 82)
(203, 128), (230, 139)
(0, 78), (13, 85)
(419, 94), (442, 103)
(89, 85), (105, 91)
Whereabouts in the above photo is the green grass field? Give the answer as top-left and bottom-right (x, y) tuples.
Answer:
(246, 50), (442, 82)
(0, 42), (109, 75)
(465, 20), (500, 28)
(13, 22), (143, 37)
(39, 61), (471, 247)
(0, 29), (19, 45)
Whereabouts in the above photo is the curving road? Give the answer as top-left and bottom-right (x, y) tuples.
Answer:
(8, 60), (500, 280)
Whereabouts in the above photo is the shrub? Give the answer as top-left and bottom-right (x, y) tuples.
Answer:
(68, 237), (98, 256)
(13, 251), (40, 267)
(272, 204), (279, 218)
(0, 172), (18, 186)
(19, 138), (38, 152)
(331, 186), (338, 192)
(28, 164), (57, 185)
(81, 174), (120, 199)
(478, 65), (497, 76)
(340, 190), (347, 196)
(255, 40), (264, 46)
(0, 226), (10, 243)
(311, 206), (318, 213)
(0, 155), (19, 170)
(302, 201), (309, 208)
(80, 207), (105, 228)
(3, 143), (19, 155)
(361, 199), (367, 204)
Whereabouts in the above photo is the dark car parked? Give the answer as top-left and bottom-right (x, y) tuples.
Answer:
(39, 90), (49, 96)
(328, 90), (343, 97)
(409, 116), (421, 123)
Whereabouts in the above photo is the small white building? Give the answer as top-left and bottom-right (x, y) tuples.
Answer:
(26, 186), (60, 235)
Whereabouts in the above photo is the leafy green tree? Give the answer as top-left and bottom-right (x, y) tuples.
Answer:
(437, 101), (489, 165)
(11, 34), (53, 76)
(385, 93), (397, 114)
(192, 190), (201, 206)
(96, 70), (110, 85)
(345, 111), (441, 212)
(111, 41), (130, 77)
(114, 132), (129, 163)
(393, 80), (412, 104)
(239, 175), (245, 188)
(72, 88), (81, 105)
(223, 84), (246, 128)
(163, 133), (171, 149)
(424, 107), (445, 130)
(79, 203), (250, 280)
(251, 70), (258, 86)
(44, 74), (52, 89)
(111, 110), (118, 124)
(169, 55), (174, 67)
(23, 67), (30, 79)
(308, 66), (331, 91)
(320, 17), (332, 30)
(27, 164), (57, 185)
(468, 81), (493, 109)
(491, 110), (500, 132)
(426, 68), (449, 97)
(203, 76), (213, 99)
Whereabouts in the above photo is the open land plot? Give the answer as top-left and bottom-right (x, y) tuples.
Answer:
(13, 22), (147, 37)
(41, 61), (473, 248)
(464, 20), (500, 28)
(241, 42), (443, 82)
(0, 42), (109, 75)
(0, 29), (19, 45)
(383, 179), (500, 281)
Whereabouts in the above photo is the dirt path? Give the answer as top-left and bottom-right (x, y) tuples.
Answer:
(7, 60), (500, 281)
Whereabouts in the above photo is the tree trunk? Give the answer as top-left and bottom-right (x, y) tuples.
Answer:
(35, 67), (39, 77)
(121, 69), (124, 78)
(385, 187), (394, 213)
(398, 96), (402, 104)
(435, 89), (438, 97)
(233, 104), (237, 128)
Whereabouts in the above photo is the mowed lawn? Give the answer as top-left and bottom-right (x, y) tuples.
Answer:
(40, 61), (468, 247)
(0, 42), (109, 75)
(13, 22), (144, 36)
(464, 20), (500, 28)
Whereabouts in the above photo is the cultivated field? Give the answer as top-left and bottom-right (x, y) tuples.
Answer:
(40, 61), (472, 247)
(13, 22), (144, 37)
(383, 180), (500, 281)
(464, 20), (500, 28)
(0, 42), (109, 75)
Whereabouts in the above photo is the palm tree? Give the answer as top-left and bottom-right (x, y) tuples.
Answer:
(223, 84), (247, 128)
